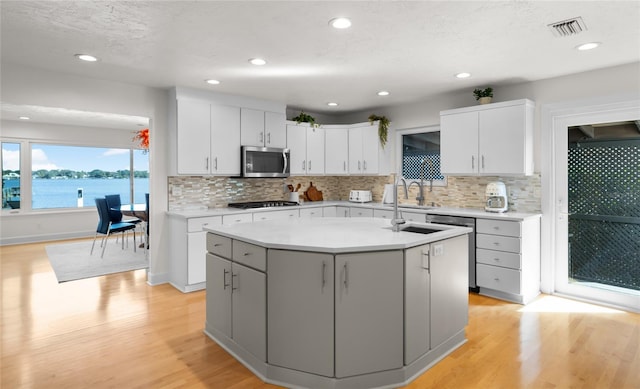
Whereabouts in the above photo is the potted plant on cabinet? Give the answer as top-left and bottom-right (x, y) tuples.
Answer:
(368, 114), (390, 148)
(292, 111), (318, 127)
(473, 87), (493, 104)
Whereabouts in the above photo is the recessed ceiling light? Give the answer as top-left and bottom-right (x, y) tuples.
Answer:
(576, 42), (600, 51)
(19, 116), (30, 120)
(249, 58), (267, 66)
(377, 91), (390, 96)
(75, 54), (98, 62)
(205, 79), (221, 85)
(329, 17), (352, 29)
(455, 72), (471, 79)
(327, 102), (339, 107)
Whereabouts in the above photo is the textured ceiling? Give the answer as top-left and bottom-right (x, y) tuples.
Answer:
(1, 1), (639, 127)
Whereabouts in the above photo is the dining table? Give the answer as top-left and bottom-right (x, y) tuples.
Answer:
(118, 203), (148, 221)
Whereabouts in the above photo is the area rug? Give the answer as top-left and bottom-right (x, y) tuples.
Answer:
(46, 239), (148, 283)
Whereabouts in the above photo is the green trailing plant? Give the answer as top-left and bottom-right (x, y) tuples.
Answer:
(473, 87), (493, 100)
(292, 111), (318, 127)
(368, 114), (390, 148)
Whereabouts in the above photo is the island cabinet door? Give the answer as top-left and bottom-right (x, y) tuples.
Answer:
(267, 250), (334, 377)
(430, 235), (469, 348)
(231, 262), (266, 362)
(206, 254), (232, 338)
(404, 244), (431, 365)
(335, 251), (404, 378)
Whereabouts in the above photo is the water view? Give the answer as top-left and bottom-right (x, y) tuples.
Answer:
(2, 178), (149, 209)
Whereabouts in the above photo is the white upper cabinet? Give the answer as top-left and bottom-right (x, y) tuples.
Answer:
(177, 99), (211, 175)
(210, 105), (241, 175)
(175, 99), (241, 175)
(241, 108), (286, 148)
(440, 99), (535, 176)
(325, 127), (349, 175)
(286, 123), (325, 175)
(348, 122), (391, 175)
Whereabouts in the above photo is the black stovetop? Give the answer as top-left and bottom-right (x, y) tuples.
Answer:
(227, 200), (299, 209)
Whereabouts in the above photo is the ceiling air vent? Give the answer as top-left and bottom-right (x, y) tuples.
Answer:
(548, 17), (588, 37)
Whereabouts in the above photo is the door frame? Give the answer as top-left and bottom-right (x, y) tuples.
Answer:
(541, 94), (640, 311)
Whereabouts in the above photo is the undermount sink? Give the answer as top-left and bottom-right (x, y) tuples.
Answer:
(399, 225), (442, 234)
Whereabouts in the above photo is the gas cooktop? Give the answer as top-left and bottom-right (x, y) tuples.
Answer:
(227, 200), (299, 209)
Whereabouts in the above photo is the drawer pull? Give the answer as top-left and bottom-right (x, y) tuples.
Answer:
(214, 243), (222, 247)
(493, 242), (500, 246)
(243, 252), (251, 256)
(493, 226), (500, 230)
(493, 257), (500, 261)
(494, 278), (500, 282)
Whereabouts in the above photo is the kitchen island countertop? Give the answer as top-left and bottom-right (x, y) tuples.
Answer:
(203, 217), (471, 254)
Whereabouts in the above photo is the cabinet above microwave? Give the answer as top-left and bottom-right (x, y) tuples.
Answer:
(440, 99), (535, 176)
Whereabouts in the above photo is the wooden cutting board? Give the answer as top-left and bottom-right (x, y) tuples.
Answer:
(305, 182), (323, 201)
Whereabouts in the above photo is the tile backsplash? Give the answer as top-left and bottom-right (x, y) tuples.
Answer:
(168, 174), (541, 213)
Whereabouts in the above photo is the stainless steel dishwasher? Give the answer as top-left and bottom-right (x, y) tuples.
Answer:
(426, 214), (478, 292)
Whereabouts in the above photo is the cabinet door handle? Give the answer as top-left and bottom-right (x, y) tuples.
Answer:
(471, 155), (475, 169)
(267, 132), (271, 144)
(322, 261), (326, 288)
(308, 160), (311, 171)
(223, 269), (230, 289)
(214, 157), (218, 170)
(343, 262), (349, 289)
(363, 160), (367, 171)
(302, 160), (306, 171)
(482, 155), (485, 169)
(205, 157), (209, 170)
(259, 132), (264, 144)
(421, 250), (430, 273)
(232, 273), (238, 290)
(358, 161), (361, 171)
(343, 161), (346, 171)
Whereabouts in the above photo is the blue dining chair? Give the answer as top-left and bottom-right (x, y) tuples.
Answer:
(91, 198), (137, 258)
(105, 194), (141, 225)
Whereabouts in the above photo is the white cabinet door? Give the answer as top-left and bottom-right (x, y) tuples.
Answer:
(232, 262), (266, 361)
(430, 235), (469, 348)
(268, 250), (334, 377)
(241, 108), (265, 146)
(405, 244), (430, 364)
(335, 251), (403, 378)
(177, 99), (211, 174)
(349, 207), (373, 218)
(325, 128), (349, 175)
(440, 111), (478, 175)
(479, 104), (526, 175)
(206, 254), (232, 338)
(322, 206), (337, 217)
(361, 124), (380, 174)
(336, 206), (350, 217)
(187, 231), (207, 284)
(265, 111), (287, 148)
(210, 105), (241, 175)
(287, 124), (307, 175)
(306, 127), (325, 175)
(348, 127), (364, 174)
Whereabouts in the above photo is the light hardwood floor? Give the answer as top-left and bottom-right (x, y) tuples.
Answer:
(2, 239), (639, 388)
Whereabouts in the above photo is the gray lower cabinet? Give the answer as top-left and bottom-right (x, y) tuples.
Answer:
(430, 234), (469, 347)
(404, 234), (468, 364)
(206, 245), (266, 362)
(267, 250), (334, 377)
(335, 251), (404, 378)
(404, 244), (431, 364)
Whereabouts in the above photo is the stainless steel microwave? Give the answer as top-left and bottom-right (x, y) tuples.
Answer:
(241, 146), (290, 178)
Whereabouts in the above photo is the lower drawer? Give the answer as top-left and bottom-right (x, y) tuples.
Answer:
(476, 248), (521, 270)
(477, 264), (521, 295)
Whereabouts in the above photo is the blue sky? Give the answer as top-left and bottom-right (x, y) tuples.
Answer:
(2, 143), (148, 172)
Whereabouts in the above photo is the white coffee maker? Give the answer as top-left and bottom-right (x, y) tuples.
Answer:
(485, 181), (508, 213)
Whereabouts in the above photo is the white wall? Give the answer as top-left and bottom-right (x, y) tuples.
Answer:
(1, 63), (171, 286)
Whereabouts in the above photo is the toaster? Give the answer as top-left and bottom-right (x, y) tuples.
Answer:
(349, 190), (372, 203)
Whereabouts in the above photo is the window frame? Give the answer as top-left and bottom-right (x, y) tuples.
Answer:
(395, 125), (447, 187)
(1, 137), (148, 214)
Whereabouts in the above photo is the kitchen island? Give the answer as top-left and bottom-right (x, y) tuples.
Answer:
(204, 217), (471, 389)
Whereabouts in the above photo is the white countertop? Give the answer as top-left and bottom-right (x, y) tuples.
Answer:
(204, 217), (472, 254)
(168, 200), (540, 221)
